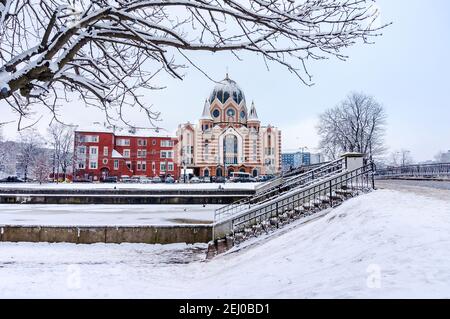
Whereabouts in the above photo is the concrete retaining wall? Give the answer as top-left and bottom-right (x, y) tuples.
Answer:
(0, 194), (249, 204)
(0, 225), (212, 244)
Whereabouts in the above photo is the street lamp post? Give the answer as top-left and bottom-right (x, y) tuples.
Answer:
(298, 146), (308, 167)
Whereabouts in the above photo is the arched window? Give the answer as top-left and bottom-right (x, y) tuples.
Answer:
(252, 168), (258, 177)
(216, 167), (223, 177)
(204, 168), (210, 177)
(239, 168), (246, 173)
(223, 135), (238, 165)
(227, 168), (234, 177)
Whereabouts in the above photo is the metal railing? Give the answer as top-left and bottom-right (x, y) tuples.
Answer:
(214, 158), (345, 222)
(230, 162), (374, 231)
(281, 161), (331, 179)
(376, 162), (450, 179)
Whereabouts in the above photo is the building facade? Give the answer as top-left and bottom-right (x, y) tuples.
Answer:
(73, 128), (178, 181)
(176, 74), (282, 178)
(282, 151), (324, 172)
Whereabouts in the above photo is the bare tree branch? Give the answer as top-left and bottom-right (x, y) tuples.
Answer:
(0, 0), (390, 129)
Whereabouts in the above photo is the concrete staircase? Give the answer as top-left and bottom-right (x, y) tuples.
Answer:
(214, 157), (346, 222)
(207, 153), (374, 258)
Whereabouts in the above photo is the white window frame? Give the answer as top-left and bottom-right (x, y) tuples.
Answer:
(89, 160), (98, 170)
(114, 160), (119, 170)
(138, 139), (147, 146)
(89, 146), (98, 158)
(78, 146), (86, 155)
(161, 140), (174, 147)
(123, 149), (130, 158)
(117, 139), (130, 146)
(103, 146), (109, 156)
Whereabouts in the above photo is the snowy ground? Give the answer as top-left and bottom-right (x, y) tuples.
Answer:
(0, 182), (259, 191)
(376, 179), (450, 198)
(1, 186), (450, 298)
(0, 204), (217, 226)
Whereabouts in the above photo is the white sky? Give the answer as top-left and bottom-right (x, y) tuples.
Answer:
(1, 0), (449, 162)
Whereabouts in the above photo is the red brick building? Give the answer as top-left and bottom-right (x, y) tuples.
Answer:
(73, 128), (179, 181)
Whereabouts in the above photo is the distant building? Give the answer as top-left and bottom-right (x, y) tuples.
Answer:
(73, 127), (179, 181)
(176, 74), (282, 178)
(441, 150), (450, 163)
(282, 150), (323, 171)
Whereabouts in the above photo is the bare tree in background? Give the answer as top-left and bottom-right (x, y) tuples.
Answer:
(32, 150), (52, 184)
(317, 92), (387, 160)
(0, 0), (389, 129)
(0, 131), (18, 176)
(17, 129), (43, 180)
(389, 149), (412, 166)
(47, 123), (74, 181)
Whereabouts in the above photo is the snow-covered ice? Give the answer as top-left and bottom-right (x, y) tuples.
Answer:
(0, 204), (217, 226)
(1, 188), (450, 298)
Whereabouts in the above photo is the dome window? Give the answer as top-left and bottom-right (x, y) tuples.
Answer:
(226, 108), (235, 117)
(213, 109), (220, 118)
(232, 91), (238, 103)
(223, 91), (230, 102)
(217, 90), (223, 103)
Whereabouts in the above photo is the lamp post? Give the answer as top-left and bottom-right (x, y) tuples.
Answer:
(298, 146), (308, 167)
(182, 160), (186, 183)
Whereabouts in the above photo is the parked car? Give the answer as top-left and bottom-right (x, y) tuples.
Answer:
(102, 176), (118, 183)
(120, 175), (133, 183)
(165, 176), (175, 183)
(0, 176), (24, 183)
(189, 176), (200, 183)
(214, 176), (226, 183)
(152, 176), (162, 183)
(131, 176), (145, 183)
(73, 178), (92, 183)
(257, 175), (275, 182)
(200, 176), (211, 183)
(140, 177), (152, 184)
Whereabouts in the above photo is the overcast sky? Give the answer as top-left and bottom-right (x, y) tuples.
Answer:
(1, 0), (449, 162)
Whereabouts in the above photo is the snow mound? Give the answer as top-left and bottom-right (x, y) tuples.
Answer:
(205, 189), (450, 298)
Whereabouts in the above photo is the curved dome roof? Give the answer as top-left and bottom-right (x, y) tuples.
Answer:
(209, 74), (246, 105)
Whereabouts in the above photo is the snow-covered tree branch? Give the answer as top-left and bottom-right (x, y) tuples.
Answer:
(0, 0), (389, 129)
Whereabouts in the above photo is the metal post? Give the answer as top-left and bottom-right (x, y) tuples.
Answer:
(371, 161), (375, 189)
(329, 180), (333, 207)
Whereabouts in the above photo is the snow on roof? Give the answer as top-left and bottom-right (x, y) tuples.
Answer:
(112, 149), (123, 159)
(200, 99), (213, 120)
(248, 101), (259, 121)
(75, 124), (176, 138)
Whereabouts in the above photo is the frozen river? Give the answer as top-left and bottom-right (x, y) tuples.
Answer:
(376, 179), (450, 191)
(0, 204), (218, 226)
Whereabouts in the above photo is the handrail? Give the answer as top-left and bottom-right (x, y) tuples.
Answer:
(281, 161), (330, 178)
(229, 163), (374, 230)
(214, 158), (345, 222)
(376, 162), (450, 178)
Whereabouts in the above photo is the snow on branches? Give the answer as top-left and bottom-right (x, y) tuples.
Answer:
(0, 0), (389, 129)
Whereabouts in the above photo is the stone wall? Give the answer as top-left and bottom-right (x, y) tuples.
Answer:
(0, 225), (212, 244)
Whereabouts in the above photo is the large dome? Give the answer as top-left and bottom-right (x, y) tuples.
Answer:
(209, 74), (246, 105)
